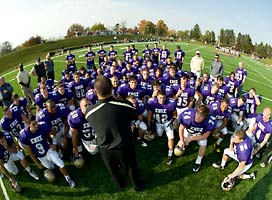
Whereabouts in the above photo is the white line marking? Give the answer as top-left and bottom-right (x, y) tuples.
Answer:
(0, 176), (10, 200)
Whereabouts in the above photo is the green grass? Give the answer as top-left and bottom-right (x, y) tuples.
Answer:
(1, 41), (272, 200)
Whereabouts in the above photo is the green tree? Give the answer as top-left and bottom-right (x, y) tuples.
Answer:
(66, 23), (85, 38)
(156, 19), (168, 36)
(176, 30), (190, 41)
(90, 22), (107, 32)
(138, 19), (147, 35)
(22, 35), (42, 47)
(190, 24), (201, 40)
(145, 21), (156, 35)
(0, 41), (13, 56)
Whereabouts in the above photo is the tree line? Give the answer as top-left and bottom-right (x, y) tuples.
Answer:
(0, 20), (271, 59)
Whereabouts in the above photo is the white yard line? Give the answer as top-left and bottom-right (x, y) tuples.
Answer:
(0, 177), (10, 200)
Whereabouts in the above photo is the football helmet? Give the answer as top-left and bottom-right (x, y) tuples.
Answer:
(73, 154), (85, 168)
(44, 169), (56, 183)
(221, 176), (235, 191)
(174, 145), (185, 157)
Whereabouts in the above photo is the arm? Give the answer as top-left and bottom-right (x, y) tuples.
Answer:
(185, 131), (211, 144)
(253, 134), (271, 155)
(0, 160), (17, 184)
(228, 161), (246, 178)
(147, 109), (153, 130)
(71, 128), (79, 156)
(177, 124), (185, 148)
(23, 144), (43, 169)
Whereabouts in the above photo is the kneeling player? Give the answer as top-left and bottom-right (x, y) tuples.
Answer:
(212, 129), (255, 180)
(19, 116), (75, 188)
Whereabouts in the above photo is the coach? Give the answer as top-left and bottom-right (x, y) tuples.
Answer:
(85, 75), (144, 191)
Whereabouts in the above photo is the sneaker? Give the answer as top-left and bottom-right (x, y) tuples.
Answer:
(212, 162), (224, 169)
(192, 163), (201, 172)
(214, 143), (221, 153)
(28, 170), (39, 180)
(260, 162), (266, 168)
(67, 177), (75, 188)
(166, 156), (173, 165)
(0, 173), (4, 178)
(138, 139), (147, 147)
(250, 173), (256, 180)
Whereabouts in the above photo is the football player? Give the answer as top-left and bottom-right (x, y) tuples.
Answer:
(235, 62), (247, 97)
(97, 44), (107, 65)
(85, 46), (96, 70)
(159, 44), (170, 65)
(173, 45), (185, 70)
(151, 43), (160, 64)
(65, 50), (76, 71)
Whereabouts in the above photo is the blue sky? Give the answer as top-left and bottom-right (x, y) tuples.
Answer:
(0, 0), (271, 47)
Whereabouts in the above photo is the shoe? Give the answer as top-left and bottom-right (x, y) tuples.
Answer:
(260, 162), (266, 168)
(134, 181), (145, 192)
(166, 156), (173, 165)
(193, 163), (201, 172)
(0, 173), (4, 178)
(250, 172), (256, 180)
(138, 139), (147, 147)
(214, 143), (221, 153)
(212, 162), (224, 169)
(28, 170), (39, 180)
(67, 177), (75, 188)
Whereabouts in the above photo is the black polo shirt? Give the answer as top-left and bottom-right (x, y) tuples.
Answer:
(85, 96), (137, 150)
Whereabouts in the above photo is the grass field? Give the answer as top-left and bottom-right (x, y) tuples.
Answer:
(1, 42), (272, 200)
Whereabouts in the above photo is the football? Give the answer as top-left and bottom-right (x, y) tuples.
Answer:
(73, 154), (85, 168)
(221, 176), (235, 191)
(44, 169), (56, 183)
(174, 145), (185, 157)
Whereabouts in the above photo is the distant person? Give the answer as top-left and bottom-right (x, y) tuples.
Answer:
(16, 63), (34, 105)
(65, 50), (76, 71)
(31, 57), (46, 83)
(174, 45), (185, 70)
(210, 54), (223, 81)
(235, 61), (247, 97)
(108, 45), (118, 62)
(97, 44), (107, 65)
(190, 51), (205, 78)
(44, 53), (55, 80)
(85, 76), (145, 191)
(0, 76), (14, 107)
(151, 43), (160, 64)
(85, 46), (96, 70)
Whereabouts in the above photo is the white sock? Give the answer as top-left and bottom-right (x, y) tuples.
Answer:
(25, 166), (31, 173)
(64, 175), (70, 181)
(195, 155), (203, 164)
(168, 149), (173, 157)
(217, 137), (223, 144)
(221, 160), (226, 167)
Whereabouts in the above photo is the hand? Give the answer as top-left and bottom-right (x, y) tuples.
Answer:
(228, 173), (235, 179)
(73, 148), (79, 157)
(177, 140), (185, 148)
(37, 162), (44, 170)
(253, 148), (259, 155)
(50, 144), (57, 150)
(9, 177), (17, 185)
(184, 136), (192, 145)
(62, 137), (68, 149)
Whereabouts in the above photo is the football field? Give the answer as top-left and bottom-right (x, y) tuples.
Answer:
(1, 42), (272, 200)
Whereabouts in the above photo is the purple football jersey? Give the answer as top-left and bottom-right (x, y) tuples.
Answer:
(244, 93), (261, 118)
(86, 89), (98, 105)
(253, 113), (272, 143)
(68, 108), (96, 141)
(19, 122), (51, 158)
(228, 97), (246, 113)
(176, 87), (195, 109)
(55, 88), (73, 105)
(225, 76), (240, 96)
(68, 79), (89, 101)
(117, 84), (146, 100)
(159, 49), (170, 61)
(85, 51), (96, 66)
(0, 132), (14, 163)
(123, 50), (133, 62)
(209, 101), (231, 120)
(34, 91), (58, 109)
(200, 85), (221, 105)
(234, 136), (253, 165)
(235, 68), (247, 85)
(174, 49), (185, 63)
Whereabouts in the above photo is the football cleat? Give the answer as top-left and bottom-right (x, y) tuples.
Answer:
(66, 177), (75, 188)
(192, 163), (201, 172)
(214, 143), (221, 153)
(212, 162), (224, 169)
(73, 154), (85, 168)
(138, 139), (147, 147)
(28, 170), (39, 180)
(250, 173), (256, 180)
(44, 169), (56, 183)
(166, 156), (173, 165)
(260, 162), (266, 168)
(143, 131), (156, 141)
(221, 176), (235, 191)
(174, 145), (185, 157)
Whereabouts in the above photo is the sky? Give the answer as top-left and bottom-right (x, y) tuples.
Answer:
(0, 0), (271, 47)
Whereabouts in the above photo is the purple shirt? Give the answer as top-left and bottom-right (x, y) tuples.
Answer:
(123, 50), (133, 62)
(225, 76), (240, 96)
(209, 101), (231, 120)
(138, 76), (154, 96)
(159, 49), (170, 61)
(217, 84), (229, 99)
(68, 108), (96, 141)
(34, 91), (58, 109)
(228, 97), (246, 113)
(200, 85), (221, 105)
(55, 88), (73, 105)
(9, 97), (28, 116)
(68, 79), (89, 101)
(142, 49), (152, 59)
(234, 136), (253, 165)
(86, 89), (98, 105)
(65, 54), (76, 67)
(85, 51), (96, 66)
(108, 50), (118, 61)
(176, 87), (195, 109)
(1, 106), (25, 137)
(174, 49), (185, 63)
(97, 49), (107, 62)
(117, 84), (146, 100)
(0, 132), (14, 162)
(147, 98), (176, 124)
(19, 122), (51, 158)
(179, 108), (216, 135)
(244, 93), (261, 118)
(253, 113), (272, 143)
(235, 68), (247, 85)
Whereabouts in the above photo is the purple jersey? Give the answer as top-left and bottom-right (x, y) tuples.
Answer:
(244, 93), (261, 118)
(209, 101), (231, 120)
(55, 88), (73, 105)
(152, 47), (160, 59)
(217, 84), (229, 99)
(225, 76), (240, 96)
(147, 98), (176, 124)
(200, 85), (222, 105)
(86, 89), (98, 105)
(123, 50), (133, 62)
(131, 48), (138, 55)
(142, 49), (152, 59)
(234, 136), (253, 165)
(0, 106), (25, 137)
(253, 113), (272, 143)
(228, 97), (246, 113)
(159, 49), (170, 61)
(65, 54), (76, 67)
(97, 49), (107, 62)
(0, 132), (14, 163)
(104, 71), (122, 80)
(34, 91), (58, 109)
(135, 99), (146, 115)
(174, 49), (185, 63)
(19, 122), (51, 158)
(68, 108), (96, 141)
(68, 79), (89, 101)
(117, 84), (146, 100)
(176, 87), (195, 109)
(121, 67), (138, 79)
(61, 75), (73, 88)
(85, 51), (96, 66)
(108, 50), (118, 61)
(138, 76), (154, 96)
(10, 97), (28, 117)
(235, 68), (247, 85)
(179, 109), (216, 135)
(37, 103), (68, 133)
(163, 74), (180, 88)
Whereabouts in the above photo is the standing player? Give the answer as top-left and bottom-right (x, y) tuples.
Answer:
(85, 46), (96, 70)
(65, 50), (76, 71)
(97, 44), (107, 65)
(152, 43), (160, 64)
(142, 44), (152, 60)
(235, 62), (247, 97)
(131, 44), (138, 55)
(159, 44), (170, 65)
(225, 72), (239, 98)
(177, 105), (216, 172)
(123, 45), (133, 62)
(174, 45), (185, 70)
(68, 98), (98, 158)
(19, 116), (75, 188)
(212, 130), (255, 181)
(147, 90), (177, 165)
(108, 45), (118, 62)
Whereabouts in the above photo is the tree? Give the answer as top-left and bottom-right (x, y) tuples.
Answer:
(145, 21), (156, 35)
(176, 30), (190, 41)
(22, 35), (42, 47)
(0, 41), (13, 56)
(89, 23), (107, 32)
(218, 29), (235, 46)
(190, 24), (201, 40)
(66, 23), (85, 38)
(236, 32), (243, 51)
(138, 19), (147, 35)
(156, 19), (168, 36)
(201, 30), (215, 44)
(168, 30), (176, 37)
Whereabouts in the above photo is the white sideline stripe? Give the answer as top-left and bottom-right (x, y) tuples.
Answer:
(0, 177), (10, 200)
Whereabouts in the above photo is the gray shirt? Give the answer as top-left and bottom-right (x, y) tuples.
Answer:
(210, 60), (223, 78)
